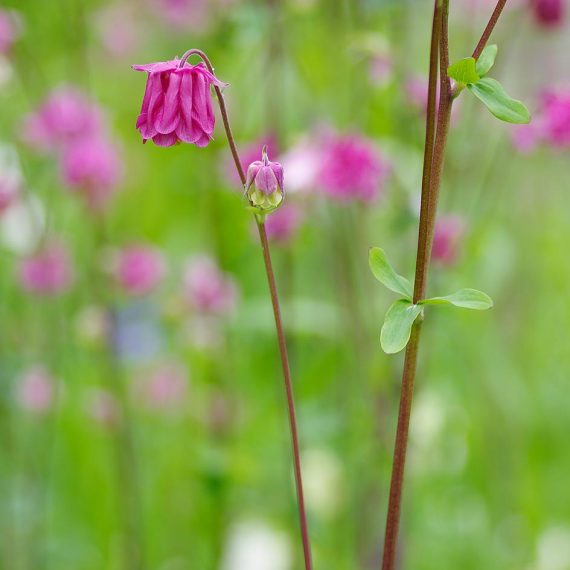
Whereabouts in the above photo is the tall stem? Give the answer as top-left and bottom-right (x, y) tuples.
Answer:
(381, 1), (508, 568)
(257, 221), (313, 570)
(180, 48), (313, 570)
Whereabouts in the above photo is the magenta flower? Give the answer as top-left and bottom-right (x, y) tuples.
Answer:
(17, 366), (54, 414)
(18, 241), (74, 295)
(133, 59), (226, 147)
(184, 255), (238, 316)
(224, 135), (279, 187)
(432, 215), (465, 265)
(61, 136), (122, 208)
(265, 203), (303, 244)
(113, 245), (165, 295)
(245, 147), (285, 211)
(318, 132), (390, 203)
(22, 87), (102, 152)
(0, 9), (21, 54)
(530, 0), (564, 27)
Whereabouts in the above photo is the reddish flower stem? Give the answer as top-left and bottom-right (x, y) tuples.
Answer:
(180, 48), (313, 570)
(380, 1), (509, 569)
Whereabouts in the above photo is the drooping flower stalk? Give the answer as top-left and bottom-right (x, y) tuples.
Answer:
(176, 48), (313, 570)
(380, 1), (511, 569)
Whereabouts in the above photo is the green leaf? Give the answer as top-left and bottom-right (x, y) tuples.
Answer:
(381, 300), (423, 354)
(369, 247), (413, 299)
(447, 57), (480, 85)
(420, 288), (494, 310)
(475, 44), (498, 77)
(468, 78), (531, 124)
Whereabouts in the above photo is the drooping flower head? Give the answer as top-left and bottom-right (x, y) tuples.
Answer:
(112, 245), (165, 295)
(317, 132), (390, 203)
(22, 87), (103, 152)
(183, 255), (238, 316)
(245, 146), (285, 211)
(61, 136), (123, 208)
(530, 0), (564, 27)
(18, 241), (74, 295)
(133, 58), (226, 147)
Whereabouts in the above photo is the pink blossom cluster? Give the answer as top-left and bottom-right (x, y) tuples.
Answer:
(512, 88), (570, 152)
(22, 87), (122, 209)
(111, 244), (166, 296)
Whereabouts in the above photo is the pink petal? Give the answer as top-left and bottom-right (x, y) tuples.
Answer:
(156, 72), (181, 134)
(152, 132), (179, 147)
(255, 166), (278, 195)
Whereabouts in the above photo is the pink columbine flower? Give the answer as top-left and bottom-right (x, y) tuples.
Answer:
(22, 87), (102, 152)
(265, 203), (303, 244)
(245, 146), (285, 211)
(0, 9), (21, 55)
(317, 132), (390, 203)
(61, 136), (122, 208)
(432, 215), (466, 265)
(132, 58), (226, 147)
(137, 361), (187, 411)
(224, 135), (279, 187)
(19, 241), (74, 295)
(530, 0), (564, 27)
(113, 245), (165, 295)
(184, 255), (238, 316)
(17, 366), (54, 414)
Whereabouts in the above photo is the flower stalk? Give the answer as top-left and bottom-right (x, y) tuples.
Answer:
(179, 49), (313, 570)
(380, 1), (509, 569)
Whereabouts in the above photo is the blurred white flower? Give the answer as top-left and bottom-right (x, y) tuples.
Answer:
(1, 193), (46, 254)
(221, 521), (292, 570)
(302, 448), (345, 518)
(536, 526), (570, 570)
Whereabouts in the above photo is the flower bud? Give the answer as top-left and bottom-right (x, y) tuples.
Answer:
(244, 146), (284, 212)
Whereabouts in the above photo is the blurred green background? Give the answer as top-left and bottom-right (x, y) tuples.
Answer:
(1, 0), (569, 569)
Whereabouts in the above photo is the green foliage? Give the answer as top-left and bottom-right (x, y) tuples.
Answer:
(475, 44), (498, 77)
(447, 57), (480, 85)
(468, 78), (531, 124)
(380, 300), (423, 354)
(420, 288), (494, 310)
(369, 247), (413, 299)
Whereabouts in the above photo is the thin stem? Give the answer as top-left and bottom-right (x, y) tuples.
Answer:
(472, 0), (508, 60)
(184, 48), (313, 569)
(257, 221), (313, 570)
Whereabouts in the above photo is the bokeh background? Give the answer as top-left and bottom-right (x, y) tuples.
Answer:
(1, 0), (569, 569)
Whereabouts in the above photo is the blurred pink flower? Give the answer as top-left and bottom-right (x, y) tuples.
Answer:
(86, 388), (120, 428)
(133, 59), (226, 147)
(19, 241), (74, 295)
(224, 135), (279, 187)
(265, 203), (303, 244)
(113, 245), (165, 295)
(432, 215), (466, 265)
(138, 361), (187, 411)
(61, 136), (123, 208)
(280, 138), (323, 193)
(17, 366), (54, 414)
(94, 4), (142, 57)
(0, 178), (19, 214)
(318, 132), (390, 202)
(0, 9), (21, 54)
(512, 88), (570, 151)
(369, 55), (393, 87)
(147, 0), (212, 32)
(22, 87), (102, 152)
(184, 255), (238, 316)
(530, 0), (565, 27)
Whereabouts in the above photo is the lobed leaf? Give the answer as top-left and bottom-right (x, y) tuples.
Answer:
(369, 247), (413, 299)
(380, 300), (423, 354)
